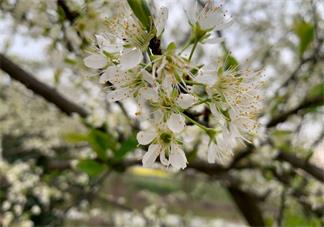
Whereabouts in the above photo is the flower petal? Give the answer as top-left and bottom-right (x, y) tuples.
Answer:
(184, 1), (198, 25)
(207, 142), (216, 163)
(95, 34), (123, 53)
(169, 144), (187, 170)
(199, 7), (223, 30)
(167, 113), (185, 133)
(120, 48), (143, 71)
(99, 66), (119, 84)
(139, 87), (159, 102)
(162, 73), (173, 96)
(195, 70), (217, 85)
(210, 104), (226, 126)
(95, 34), (106, 49)
(106, 87), (131, 102)
(142, 144), (161, 167)
(99, 72), (110, 84)
(176, 94), (197, 109)
(155, 6), (168, 36)
(160, 150), (170, 166)
(214, 19), (233, 31)
(136, 130), (157, 145)
(83, 54), (106, 69)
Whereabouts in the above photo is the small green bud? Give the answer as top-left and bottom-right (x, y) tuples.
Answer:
(217, 66), (224, 76)
(166, 42), (176, 54)
(190, 23), (208, 43)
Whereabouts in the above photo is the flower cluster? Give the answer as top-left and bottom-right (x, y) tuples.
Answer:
(84, 0), (263, 170)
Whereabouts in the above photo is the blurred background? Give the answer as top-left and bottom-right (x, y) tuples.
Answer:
(0, 0), (323, 226)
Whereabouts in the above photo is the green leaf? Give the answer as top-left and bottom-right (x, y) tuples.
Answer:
(77, 159), (107, 176)
(63, 132), (88, 143)
(166, 42), (176, 54)
(307, 83), (324, 100)
(127, 0), (152, 31)
(87, 129), (116, 160)
(114, 135), (138, 160)
(224, 53), (239, 70)
(293, 19), (314, 56)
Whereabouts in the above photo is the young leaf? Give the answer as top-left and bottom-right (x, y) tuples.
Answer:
(224, 53), (239, 70)
(114, 135), (138, 160)
(87, 129), (116, 161)
(77, 159), (107, 176)
(127, 0), (152, 31)
(293, 19), (314, 56)
(63, 132), (88, 143)
(166, 42), (176, 54)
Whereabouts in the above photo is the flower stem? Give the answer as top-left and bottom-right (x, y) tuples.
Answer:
(179, 40), (191, 55)
(188, 40), (198, 61)
(181, 112), (215, 136)
(192, 98), (211, 107)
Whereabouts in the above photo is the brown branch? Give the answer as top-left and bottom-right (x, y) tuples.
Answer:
(57, 0), (80, 23)
(187, 160), (227, 176)
(267, 165), (324, 220)
(97, 195), (134, 212)
(276, 57), (310, 93)
(0, 53), (88, 118)
(227, 185), (265, 227)
(267, 95), (324, 127)
(274, 31), (322, 96)
(276, 151), (324, 182)
(227, 144), (254, 169)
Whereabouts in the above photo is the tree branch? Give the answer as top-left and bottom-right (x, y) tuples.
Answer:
(187, 160), (227, 176)
(227, 185), (265, 227)
(276, 151), (324, 182)
(57, 0), (80, 23)
(267, 95), (324, 127)
(0, 53), (88, 118)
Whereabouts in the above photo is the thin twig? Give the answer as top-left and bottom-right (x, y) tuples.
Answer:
(276, 187), (286, 227)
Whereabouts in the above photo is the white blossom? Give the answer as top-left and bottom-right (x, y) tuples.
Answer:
(103, 68), (157, 104)
(137, 125), (187, 170)
(197, 66), (263, 142)
(186, 0), (232, 31)
(207, 129), (235, 164)
(83, 1), (263, 169)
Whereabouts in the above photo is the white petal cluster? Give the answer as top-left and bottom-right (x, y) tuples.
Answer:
(0, 159), (63, 226)
(197, 66), (264, 163)
(137, 124), (187, 170)
(185, 0), (232, 43)
(84, 1), (263, 169)
(187, 1), (232, 30)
